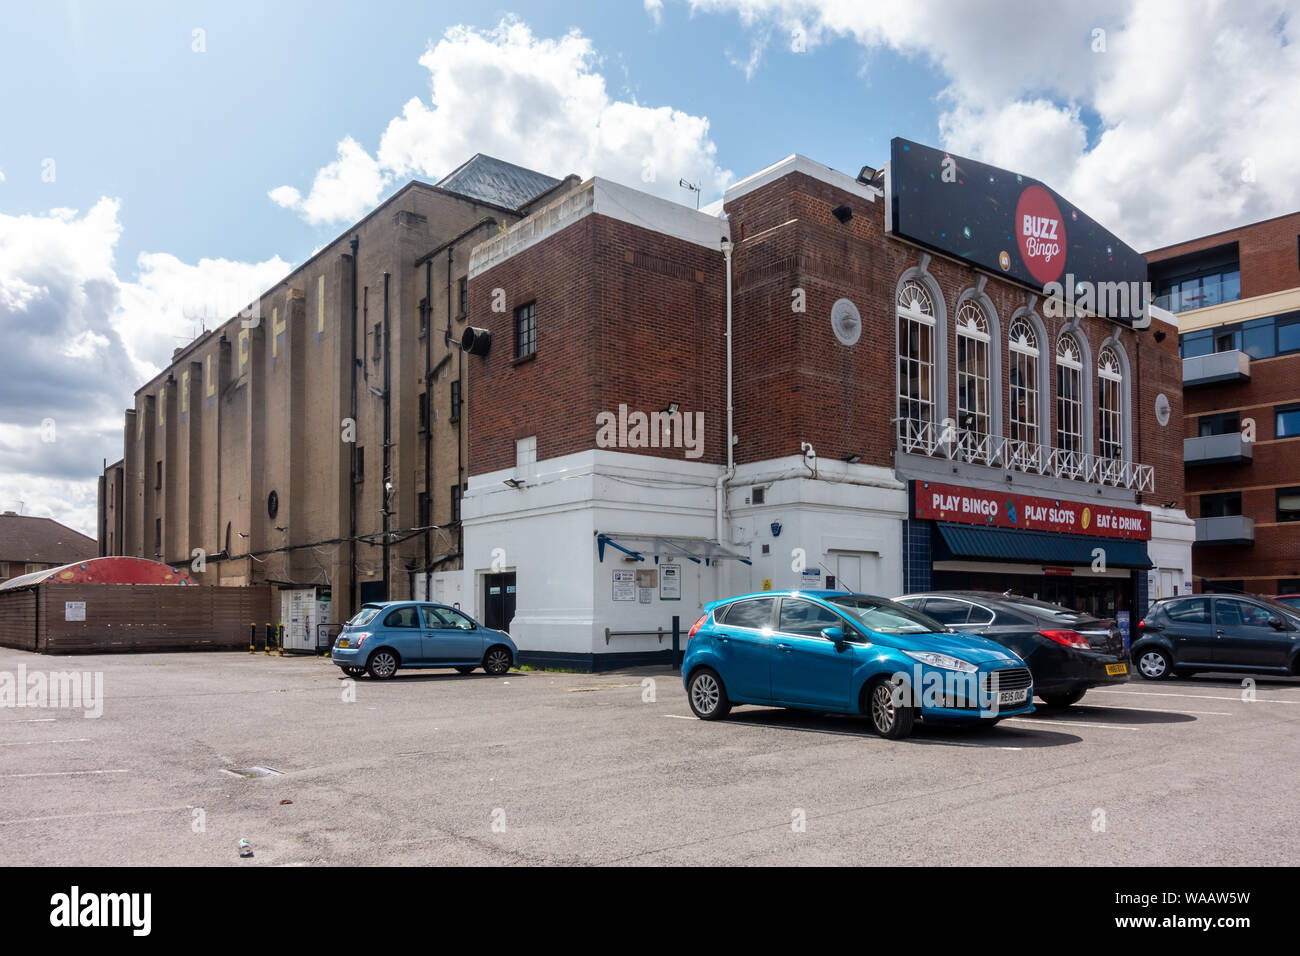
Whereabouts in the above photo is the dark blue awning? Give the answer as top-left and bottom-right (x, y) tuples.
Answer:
(934, 523), (1152, 569)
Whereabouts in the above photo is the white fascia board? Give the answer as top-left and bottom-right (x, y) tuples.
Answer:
(469, 177), (729, 279)
(725, 154), (882, 206)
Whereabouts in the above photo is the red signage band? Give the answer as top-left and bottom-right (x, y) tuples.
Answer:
(913, 481), (1151, 540)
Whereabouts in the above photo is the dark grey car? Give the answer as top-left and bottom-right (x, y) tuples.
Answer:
(1132, 593), (1300, 679)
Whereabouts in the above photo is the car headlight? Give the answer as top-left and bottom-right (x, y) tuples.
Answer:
(903, 650), (977, 673)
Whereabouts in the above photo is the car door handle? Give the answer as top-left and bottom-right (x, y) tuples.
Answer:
(776, 642), (791, 651)
(716, 634), (730, 643)
(1216, 629), (1225, 637)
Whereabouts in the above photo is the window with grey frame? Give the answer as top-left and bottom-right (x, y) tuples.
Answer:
(514, 302), (537, 359)
(954, 301), (991, 453)
(1097, 344), (1124, 462)
(896, 279), (936, 442)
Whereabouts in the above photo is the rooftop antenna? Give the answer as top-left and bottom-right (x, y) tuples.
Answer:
(678, 178), (701, 210)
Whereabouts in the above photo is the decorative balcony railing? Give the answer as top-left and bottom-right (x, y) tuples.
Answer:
(898, 419), (1155, 492)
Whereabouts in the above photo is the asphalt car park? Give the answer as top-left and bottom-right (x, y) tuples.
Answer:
(1, 646), (1298, 866)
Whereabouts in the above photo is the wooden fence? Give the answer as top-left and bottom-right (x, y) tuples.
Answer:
(0, 583), (273, 654)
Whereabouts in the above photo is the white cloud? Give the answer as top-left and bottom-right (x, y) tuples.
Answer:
(0, 168), (6, 182)
(0, 200), (290, 535)
(685, 0), (1300, 249)
(645, 0), (664, 25)
(272, 18), (732, 224)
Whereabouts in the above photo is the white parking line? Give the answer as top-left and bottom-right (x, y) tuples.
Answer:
(663, 714), (694, 719)
(1089, 688), (1298, 704)
(0, 769), (129, 778)
(1005, 717), (1139, 731)
(0, 805), (191, 826)
(2, 718), (56, 723)
(0, 738), (90, 746)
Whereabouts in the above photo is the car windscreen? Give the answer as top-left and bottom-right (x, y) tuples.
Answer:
(826, 596), (945, 634)
(347, 606), (381, 627)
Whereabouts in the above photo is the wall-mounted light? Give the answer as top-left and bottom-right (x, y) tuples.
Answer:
(664, 401), (680, 415)
(844, 454), (862, 464)
(832, 204), (853, 223)
(503, 478), (526, 489)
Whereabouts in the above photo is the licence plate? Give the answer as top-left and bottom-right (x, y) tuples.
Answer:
(998, 689), (1028, 705)
(337, 639), (350, 648)
(1106, 662), (1127, 676)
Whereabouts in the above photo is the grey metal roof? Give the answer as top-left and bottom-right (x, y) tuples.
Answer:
(436, 154), (561, 211)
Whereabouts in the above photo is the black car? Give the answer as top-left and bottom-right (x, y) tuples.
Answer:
(894, 591), (1128, 707)
(1132, 593), (1300, 680)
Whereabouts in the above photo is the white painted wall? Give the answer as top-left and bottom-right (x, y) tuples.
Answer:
(1144, 505), (1196, 599)
(460, 449), (909, 658)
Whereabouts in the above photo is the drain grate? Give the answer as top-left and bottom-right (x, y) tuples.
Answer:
(220, 766), (284, 779)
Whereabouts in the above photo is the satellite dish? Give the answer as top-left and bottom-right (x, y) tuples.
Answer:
(830, 298), (862, 346)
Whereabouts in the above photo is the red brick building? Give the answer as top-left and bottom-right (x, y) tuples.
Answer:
(1147, 210), (1300, 596)
(443, 146), (1191, 668)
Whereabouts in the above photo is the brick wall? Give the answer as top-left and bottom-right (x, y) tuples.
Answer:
(1147, 210), (1300, 299)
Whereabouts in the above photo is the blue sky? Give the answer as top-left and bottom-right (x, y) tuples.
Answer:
(0, 0), (941, 271)
(1, 0), (1297, 533)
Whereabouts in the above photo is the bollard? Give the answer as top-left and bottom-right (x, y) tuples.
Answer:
(672, 615), (681, 672)
(278, 623), (286, 657)
(249, 622), (256, 654)
(264, 622), (273, 655)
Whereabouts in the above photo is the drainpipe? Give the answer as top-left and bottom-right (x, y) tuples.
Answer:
(381, 272), (391, 601)
(423, 259), (432, 599)
(348, 237), (358, 614)
(448, 247), (462, 560)
(716, 235), (735, 547)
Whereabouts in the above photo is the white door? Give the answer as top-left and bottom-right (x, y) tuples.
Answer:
(837, 555), (862, 593)
(1158, 568), (1177, 599)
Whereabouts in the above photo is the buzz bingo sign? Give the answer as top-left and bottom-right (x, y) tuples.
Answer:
(912, 481), (1151, 540)
(884, 138), (1148, 324)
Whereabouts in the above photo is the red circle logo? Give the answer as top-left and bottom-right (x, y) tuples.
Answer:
(1014, 185), (1067, 285)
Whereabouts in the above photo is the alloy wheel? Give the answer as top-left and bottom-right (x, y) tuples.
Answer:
(871, 683), (896, 733)
(691, 673), (720, 716)
(369, 651), (397, 678)
(485, 648), (511, 675)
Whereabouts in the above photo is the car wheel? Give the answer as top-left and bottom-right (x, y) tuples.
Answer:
(340, 666), (366, 678)
(455, 666), (477, 675)
(687, 668), (731, 720)
(865, 677), (915, 739)
(483, 646), (512, 676)
(1040, 687), (1087, 708)
(1136, 648), (1173, 681)
(366, 649), (400, 680)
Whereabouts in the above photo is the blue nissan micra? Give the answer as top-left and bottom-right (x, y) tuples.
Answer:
(682, 590), (1034, 738)
(332, 601), (517, 679)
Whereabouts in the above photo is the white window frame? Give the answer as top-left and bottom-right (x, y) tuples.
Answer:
(955, 302), (991, 451)
(1055, 333), (1085, 461)
(897, 280), (936, 444)
(1008, 317), (1040, 464)
(1098, 345), (1124, 462)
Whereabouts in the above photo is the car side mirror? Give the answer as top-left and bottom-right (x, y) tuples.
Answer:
(821, 626), (845, 645)
(1270, 617), (1291, 630)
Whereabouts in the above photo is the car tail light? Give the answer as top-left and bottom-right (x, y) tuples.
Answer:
(352, 632), (370, 647)
(687, 615), (708, 642)
(1039, 629), (1090, 649)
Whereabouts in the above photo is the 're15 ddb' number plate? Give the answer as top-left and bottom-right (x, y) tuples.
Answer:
(1106, 662), (1127, 676)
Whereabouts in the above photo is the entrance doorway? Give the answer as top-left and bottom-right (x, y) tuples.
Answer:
(483, 572), (516, 632)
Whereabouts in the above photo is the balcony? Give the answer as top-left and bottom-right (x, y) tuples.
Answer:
(1194, 514), (1255, 546)
(1184, 433), (1253, 467)
(1183, 350), (1250, 387)
(897, 420), (1155, 493)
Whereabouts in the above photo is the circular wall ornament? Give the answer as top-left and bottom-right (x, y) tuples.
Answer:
(830, 298), (862, 346)
(1154, 393), (1171, 427)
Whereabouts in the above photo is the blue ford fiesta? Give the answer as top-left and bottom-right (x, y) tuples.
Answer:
(331, 601), (517, 679)
(681, 590), (1035, 738)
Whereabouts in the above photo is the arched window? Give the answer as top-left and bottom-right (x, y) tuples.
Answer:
(1098, 345), (1124, 461)
(955, 301), (991, 443)
(1055, 333), (1084, 457)
(897, 279), (936, 441)
(1008, 317), (1040, 452)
